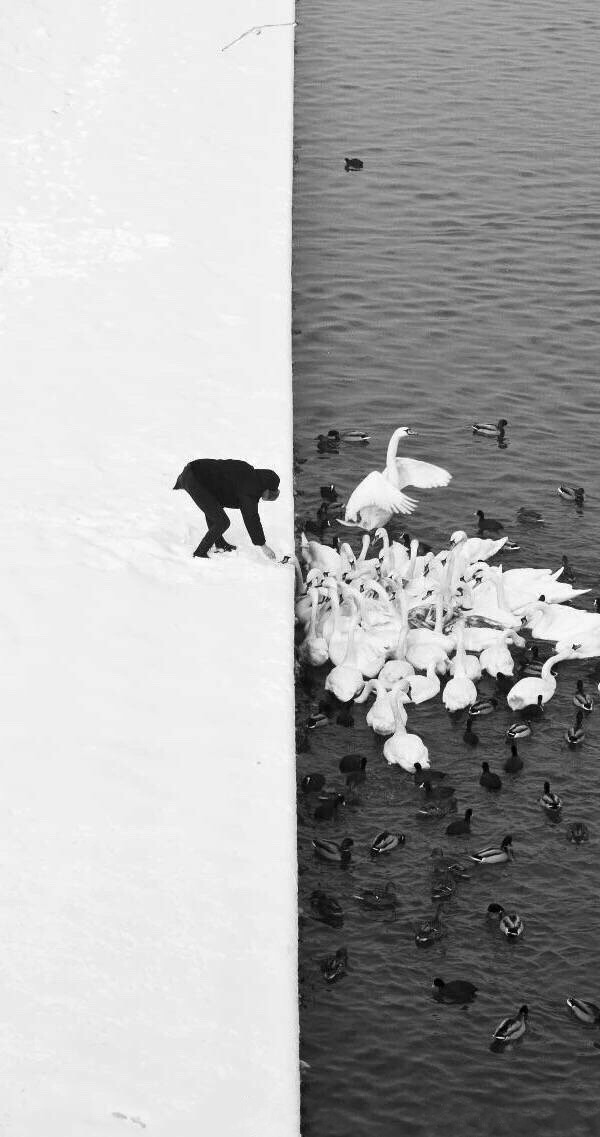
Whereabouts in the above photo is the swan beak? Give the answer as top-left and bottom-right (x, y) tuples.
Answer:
(406, 428), (418, 436)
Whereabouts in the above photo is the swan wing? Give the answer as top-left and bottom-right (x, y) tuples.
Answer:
(387, 457), (452, 491)
(345, 472), (418, 521)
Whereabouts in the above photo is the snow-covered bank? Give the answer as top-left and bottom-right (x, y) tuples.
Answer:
(1, 2), (296, 1132)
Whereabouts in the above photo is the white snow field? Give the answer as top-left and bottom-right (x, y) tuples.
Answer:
(1, 2), (297, 1134)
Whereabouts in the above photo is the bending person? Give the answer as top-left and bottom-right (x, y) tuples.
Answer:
(173, 458), (280, 559)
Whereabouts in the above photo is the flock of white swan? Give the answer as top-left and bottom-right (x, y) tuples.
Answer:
(295, 426), (600, 774)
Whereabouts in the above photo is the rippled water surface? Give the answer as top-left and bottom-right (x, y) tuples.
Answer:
(293, 2), (600, 1135)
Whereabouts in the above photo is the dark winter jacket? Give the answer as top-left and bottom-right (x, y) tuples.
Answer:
(174, 459), (279, 545)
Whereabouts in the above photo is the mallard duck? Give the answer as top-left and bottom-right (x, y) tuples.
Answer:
(539, 780), (562, 813)
(472, 419), (508, 437)
(517, 508), (544, 523)
(504, 744), (524, 773)
(312, 837), (354, 864)
(463, 719), (479, 746)
(307, 712), (330, 730)
(566, 821), (589, 844)
(487, 903), (524, 937)
(327, 428), (370, 443)
(371, 830), (405, 855)
(573, 680), (593, 713)
(320, 947), (348, 983)
(469, 835), (513, 864)
(431, 872), (455, 901)
(566, 997), (600, 1026)
(469, 696), (498, 717)
(503, 540), (521, 551)
(557, 484), (584, 503)
(492, 1005), (528, 1046)
(446, 808), (473, 836)
(475, 510), (504, 534)
(415, 905), (446, 946)
(505, 721), (532, 742)
(417, 799), (457, 820)
(479, 762), (502, 791)
(354, 881), (397, 911)
(314, 792), (346, 821)
(344, 157), (363, 171)
(309, 890), (344, 927)
(565, 711), (585, 747)
(413, 762), (446, 786)
(432, 977), (478, 1004)
(339, 753), (368, 773)
(300, 772), (326, 794)
(315, 434), (340, 453)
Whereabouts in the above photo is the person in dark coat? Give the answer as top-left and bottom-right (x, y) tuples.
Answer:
(173, 459), (280, 559)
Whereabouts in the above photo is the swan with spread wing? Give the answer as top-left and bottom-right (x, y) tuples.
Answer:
(342, 427), (452, 530)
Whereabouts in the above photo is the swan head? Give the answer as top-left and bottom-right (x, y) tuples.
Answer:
(450, 530), (467, 545)
(394, 426), (418, 438)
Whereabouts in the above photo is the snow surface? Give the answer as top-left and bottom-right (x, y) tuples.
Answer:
(1, 1), (297, 1133)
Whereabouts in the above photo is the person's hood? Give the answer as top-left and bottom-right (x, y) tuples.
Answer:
(255, 468), (280, 493)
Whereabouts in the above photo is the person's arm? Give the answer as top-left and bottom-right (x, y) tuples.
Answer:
(239, 496), (271, 550)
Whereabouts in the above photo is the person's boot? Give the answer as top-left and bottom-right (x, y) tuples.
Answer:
(193, 539), (213, 558)
(215, 538), (236, 552)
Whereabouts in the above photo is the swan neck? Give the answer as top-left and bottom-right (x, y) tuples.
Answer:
(385, 428), (404, 472)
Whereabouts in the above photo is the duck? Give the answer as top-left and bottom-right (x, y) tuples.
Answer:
(316, 433), (340, 453)
(432, 977), (478, 1004)
(431, 873), (455, 902)
(507, 648), (575, 710)
(560, 555), (576, 584)
(492, 1005), (528, 1046)
(320, 483), (339, 502)
(557, 484), (584, 503)
(475, 510), (504, 534)
(469, 835), (514, 864)
(307, 711), (330, 730)
(505, 721), (532, 742)
(326, 428), (370, 443)
(446, 808), (473, 836)
(343, 427), (451, 531)
(573, 680), (593, 712)
(566, 998), (600, 1026)
(480, 762), (502, 791)
(309, 890), (344, 927)
(339, 753), (367, 774)
(354, 881), (397, 911)
(486, 903), (524, 937)
(469, 696), (498, 717)
(344, 157), (363, 171)
(300, 773), (326, 794)
(314, 792), (346, 821)
(503, 540), (521, 552)
(415, 904), (446, 946)
(566, 821), (589, 844)
(371, 830), (405, 855)
(429, 848), (470, 878)
(472, 419), (508, 438)
(320, 947), (348, 983)
(540, 780), (562, 813)
(565, 711), (585, 747)
(312, 837), (354, 864)
(463, 719), (479, 746)
(413, 762), (446, 786)
(503, 744), (524, 774)
(517, 507), (544, 524)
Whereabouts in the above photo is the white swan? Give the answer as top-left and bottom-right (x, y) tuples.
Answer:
(354, 679), (396, 735)
(324, 601), (365, 702)
(506, 648), (576, 710)
(406, 662), (441, 705)
(299, 588), (329, 667)
(518, 601), (600, 644)
(378, 659), (415, 688)
(479, 630), (522, 678)
(300, 532), (343, 576)
(442, 621), (478, 711)
(383, 688), (429, 771)
(343, 427), (451, 530)
(375, 527), (410, 575)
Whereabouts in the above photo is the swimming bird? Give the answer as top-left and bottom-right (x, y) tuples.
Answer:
(320, 947), (348, 983)
(343, 427), (451, 531)
(469, 835), (514, 864)
(354, 881), (398, 912)
(566, 821), (589, 844)
(446, 808), (473, 836)
(561, 555), (575, 584)
(430, 848), (469, 878)
(475, 510), (504, 534)
(422, 779), (456, 801)
(309, 890), (344, 927)
(517, 507), (544, 524)
(339, 753), (367, 774)
(565, 711), (585, 747)
(505, 721), (532, 742)
(415, 905), (446, 946)
(492, 1005), (528, 1046)
(417, 799), (458, 820)
(487, 903), (524, 938)
(432, 977), (478, 1004)
(326, 428), (370, 443)
(413, 762), (446, 786)
(316, 433), (340, 453)
(573, 680), (593, 712)
(557, 484), (584, 503)
(539, 781), (562, 813)
(504, 744), (524, 774)
(312, 837), (354, 864)
(301, 772), (327, 793)
(307, 712), (330, 730)
(431, 872), (455, 902)
(503, 540), (521, 552)
(371, 830), (405, 855)
(463, 719), (479, 746)
(472, 419), (508, 438)
(566, 997), (600, 1026)
(480, 762), (502, 791)
(507, 648), (575, 710)
(320, 483), (339, 501)
(344, 157), (363, 171)
(469, 696), (498, 717)
(314, 792), (346, 821)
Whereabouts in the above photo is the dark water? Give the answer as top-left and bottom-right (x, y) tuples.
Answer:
(293, 2), (600, 1134)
